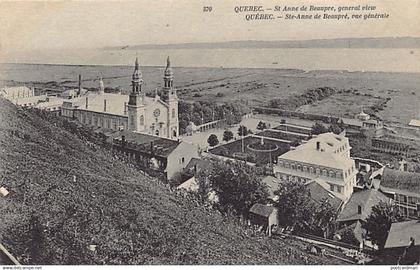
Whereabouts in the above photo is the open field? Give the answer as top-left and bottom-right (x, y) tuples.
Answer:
(0, 97), (343, 265)
(297, 92), (388, 119)
(1, 63), (419, 124)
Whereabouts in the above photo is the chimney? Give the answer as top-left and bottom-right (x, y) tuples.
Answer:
(104, 99), (107, 112)
(85, 96), (89, 109)
(78, 74), (82, 96)
(124, 102), (127, 115)
(121, 135), (126, 148)
(150, 141), (154, 153)
(316, 141), (320, 151)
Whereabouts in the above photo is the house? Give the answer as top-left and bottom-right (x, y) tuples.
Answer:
(337, 189), (390, 225)
(336, 189), (391, 246)
(408, 119), (420, 128)
(183, 157), (212, 176)
(249, 203), (278, 236)
(381, 220), (420, 265)
(0, 86), (34, 100)
(379, 168), (420, 218)
(305, 178), (345, 213)
(111, 130), (199, 180)
(274, 132), (357, 200)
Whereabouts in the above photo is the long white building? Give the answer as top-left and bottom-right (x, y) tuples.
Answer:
(61, 57), (179, 139)
(274, 132), (357, 200)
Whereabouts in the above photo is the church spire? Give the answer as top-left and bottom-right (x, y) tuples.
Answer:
(132, 57), (143, 93)
(164, 56), (174, 89)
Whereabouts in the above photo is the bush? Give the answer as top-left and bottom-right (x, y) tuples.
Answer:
(207, 134), (219, 147)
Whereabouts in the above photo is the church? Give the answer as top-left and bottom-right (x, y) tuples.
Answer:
(61, 57), (179, 139)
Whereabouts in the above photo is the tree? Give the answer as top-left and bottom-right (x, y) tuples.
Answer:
(290, 139), (301, 147)
(196, 159), (268, 218)
(273, 181), (336, 237)
(237, 125), (249, 137)
(362, 202), (401, 250)
(257, 121), (268, 130)
(311, 122), (328, 135)
(207, 134), (219, 147)
(329, 123), (343, 135)
(222, 130), (233, 142)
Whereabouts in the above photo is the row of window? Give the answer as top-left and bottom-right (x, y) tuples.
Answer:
(81, 112), (126, 130)
(278, 160), (356, 179)
(395, 194), (419, 205)
(276, 173), (308, 184)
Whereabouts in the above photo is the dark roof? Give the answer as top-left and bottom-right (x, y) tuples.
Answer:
(305, 180), (343, 211)
(112, 130), (181, 157)
(381, 168), (420, 194)
(184, 158), (212, 174)
(261, 175), (280, 199)
(337, 189), (390, 223)
(385, 220), (420, 249)
(249, 203), (276, 217)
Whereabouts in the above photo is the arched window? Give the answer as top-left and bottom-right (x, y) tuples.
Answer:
(140, 115), (144, 126)
(173, 130), (177, 138)
(329, 170), (335, 178)
(316, 168), (320, 175)
(322, 169), (328, 177)
(297, 165), (301, 171)
(172, 108), (176, 118)
(310, 167), (314, 174)
(155, 129), (160, 136)
(303, 166), (307, 172)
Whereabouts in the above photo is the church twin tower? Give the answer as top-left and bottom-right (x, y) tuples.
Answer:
(127, 57), (179, 139)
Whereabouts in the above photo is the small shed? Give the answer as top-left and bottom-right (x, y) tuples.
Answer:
(249, 203), (278, 236)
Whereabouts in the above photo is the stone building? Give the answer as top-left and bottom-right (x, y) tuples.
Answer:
(0, 86), (34, 100)
(274, 132), (357, 200)
(61, 57), (179, 139)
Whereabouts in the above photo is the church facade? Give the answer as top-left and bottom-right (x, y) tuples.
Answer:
(61, 57), (179, 139)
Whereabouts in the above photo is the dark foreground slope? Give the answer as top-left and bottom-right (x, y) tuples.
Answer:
(0, 98), (337, 265)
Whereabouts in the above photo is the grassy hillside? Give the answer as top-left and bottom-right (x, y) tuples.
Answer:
(0, 98), (340, 265)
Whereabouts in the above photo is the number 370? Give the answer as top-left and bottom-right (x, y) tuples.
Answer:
(203, 6), (212, 12)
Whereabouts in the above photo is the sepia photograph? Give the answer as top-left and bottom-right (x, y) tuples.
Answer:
(0, 0), (419, 267)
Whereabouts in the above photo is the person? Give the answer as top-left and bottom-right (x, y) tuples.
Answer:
(409, 237), (415, 247)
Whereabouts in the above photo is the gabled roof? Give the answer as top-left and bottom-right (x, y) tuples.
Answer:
(381, 168), (420, 194)
(249, 203), (276, 218)
(184, 158), (212, 174)
(408, 119), (420, 127)
(177, 177), (199, 192)
(385, 220), (420, 249)
(305, 178), (344, 211)
(337, 189), (389, 223)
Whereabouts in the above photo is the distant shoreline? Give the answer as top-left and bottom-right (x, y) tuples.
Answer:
(1, 62), (420, 75)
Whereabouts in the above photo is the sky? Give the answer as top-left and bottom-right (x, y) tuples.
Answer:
(0, 0), (419, 55)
